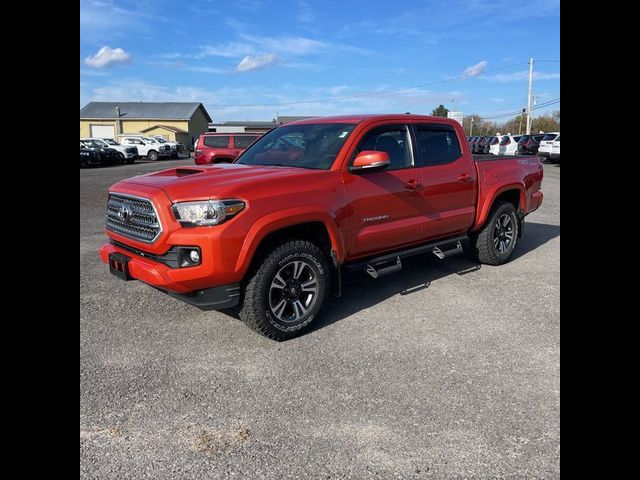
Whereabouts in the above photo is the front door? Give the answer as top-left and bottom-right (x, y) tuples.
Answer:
(343, 124), (424, 258)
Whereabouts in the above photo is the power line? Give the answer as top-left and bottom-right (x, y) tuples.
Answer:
(207, 61), (529, 107)
(479, 98), (559, 119)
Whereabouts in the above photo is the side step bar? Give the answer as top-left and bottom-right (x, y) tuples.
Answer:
(345, 235), (468, 279)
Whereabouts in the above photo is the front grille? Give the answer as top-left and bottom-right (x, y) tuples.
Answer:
(106, 193), (162, 243)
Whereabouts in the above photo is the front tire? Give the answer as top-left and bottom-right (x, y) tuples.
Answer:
(471, 201), (519, 265)
(147, 150), (159, 161)
(239, 240), (330, 341)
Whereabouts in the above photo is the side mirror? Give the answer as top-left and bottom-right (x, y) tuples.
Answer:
(350, 150), (390, 173)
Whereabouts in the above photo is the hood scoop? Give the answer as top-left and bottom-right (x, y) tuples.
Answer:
(151, 167), (205, 177)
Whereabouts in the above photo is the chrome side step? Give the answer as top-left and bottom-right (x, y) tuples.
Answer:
(346, 234), (468, 279)
(432, 241), (463, 260)
(365, 256), (402, 279)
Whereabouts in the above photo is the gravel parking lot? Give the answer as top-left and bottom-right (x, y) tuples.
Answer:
(80, 159), (560, 479)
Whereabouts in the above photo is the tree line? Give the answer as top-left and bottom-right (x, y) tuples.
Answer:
(429, 104), (560, 136)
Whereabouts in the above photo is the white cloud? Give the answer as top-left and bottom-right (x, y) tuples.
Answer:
(463, 60), (488, 77)
(235, 54), (279, 72)
(81, 80), (468, 122)
(85, 46), (131, 68)
(197, 42), (257, 59)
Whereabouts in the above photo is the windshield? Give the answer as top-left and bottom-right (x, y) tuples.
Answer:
(237, 123), (356, 170)
(155, 138), (167, 143)
(84, 141), (104, 148)
(102, 139), (119, 145)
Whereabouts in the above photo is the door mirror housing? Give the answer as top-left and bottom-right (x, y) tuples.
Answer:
(350, 150), (391, 173)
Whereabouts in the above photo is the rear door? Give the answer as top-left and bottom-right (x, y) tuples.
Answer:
(343, 123), (424, 257)
(412, 123), (476, 240)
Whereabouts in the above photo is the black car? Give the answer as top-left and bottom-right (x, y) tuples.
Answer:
(476, 136), (490, 154)
(80, 140), (121, 165)
(471, 136), (484, 153)
(517, 134), (544, 155)
(80, 144), (103, 167)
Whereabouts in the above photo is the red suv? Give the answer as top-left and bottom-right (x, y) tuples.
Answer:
(194, 133), (262, 165)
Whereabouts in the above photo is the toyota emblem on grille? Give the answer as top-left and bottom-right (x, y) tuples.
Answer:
(117, 204), (132, 222)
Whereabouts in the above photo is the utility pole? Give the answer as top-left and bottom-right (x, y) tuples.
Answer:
(526, 57), (534, 134)
(528, 96), (538, 133)
(519, 108), (525, 135)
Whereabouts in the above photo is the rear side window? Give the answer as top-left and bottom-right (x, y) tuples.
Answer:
(203, 136), (230, 148)
(491, 137), (500, 145)
(414, 125), (461, 166)
(542, 134), (557, 141)
(500, 136), (510, 145)
(233, 135), (258, 148)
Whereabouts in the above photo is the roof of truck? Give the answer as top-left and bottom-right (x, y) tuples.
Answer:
(287, 114), (461, 126)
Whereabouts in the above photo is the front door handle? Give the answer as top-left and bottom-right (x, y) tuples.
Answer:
(457, 173), (472, 182)
(404, 179), (422, 190)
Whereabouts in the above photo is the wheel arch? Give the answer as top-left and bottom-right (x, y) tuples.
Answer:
(235, 208), (345, 278)
(473, 184), (525, 231)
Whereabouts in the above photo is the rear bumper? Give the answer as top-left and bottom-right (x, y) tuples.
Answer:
(529, 191), (543, 213)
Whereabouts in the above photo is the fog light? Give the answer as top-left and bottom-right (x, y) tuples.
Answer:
(189, 250), (200, 263)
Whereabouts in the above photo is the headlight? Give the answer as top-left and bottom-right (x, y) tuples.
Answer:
(172, 199), (245, 226)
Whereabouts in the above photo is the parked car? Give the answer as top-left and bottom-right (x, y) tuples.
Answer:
(517, 134), (544, 155)
(468, 136), (478, 151)
(537, 132), (560, 162)
(550, 135), (560, 162)
(488, 135), (504, 155)
(81, 137), (138, 163)
(100, 113), (543, 340)
(118, 135), (173, 161)
(472, 136), (483, 153)
(152, 136), (186, 159)
(80, 143), (103, 167)
(80, 139), (121, 165)
(478, 135), (493, 155)
(498, 135), (523, 155)
(194, 133), (262, 165)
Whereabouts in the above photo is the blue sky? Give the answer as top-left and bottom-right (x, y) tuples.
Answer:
(80, 0), (560, 122)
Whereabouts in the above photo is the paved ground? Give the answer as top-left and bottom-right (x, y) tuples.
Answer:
(80, 159), (560, 479)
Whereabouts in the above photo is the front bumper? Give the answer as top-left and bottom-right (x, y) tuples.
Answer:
(100, 242), (241, 310)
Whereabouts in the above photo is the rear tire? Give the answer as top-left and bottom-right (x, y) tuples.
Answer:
(471, 201), (519, 265)
(239, 240), (330, 341)
(148, 150), (159, 161)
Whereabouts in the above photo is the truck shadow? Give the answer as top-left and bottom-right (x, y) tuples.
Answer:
(311, 221), (559, 333)
(220, 222), (559, 337)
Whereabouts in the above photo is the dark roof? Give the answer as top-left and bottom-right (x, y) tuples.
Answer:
(139, 125), (187, 133)
(277, 115), (317, 124)
(209, 121), (277, 128)
(80, 102), (212, 122)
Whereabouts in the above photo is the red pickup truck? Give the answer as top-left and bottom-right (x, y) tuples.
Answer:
(100, 114), (543, 340)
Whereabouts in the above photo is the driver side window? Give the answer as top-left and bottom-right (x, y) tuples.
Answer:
(354, 125), (413, 170)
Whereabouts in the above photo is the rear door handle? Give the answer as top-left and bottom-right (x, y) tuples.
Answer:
(404, 179), (422, 190)
(457, 173), (472, 182)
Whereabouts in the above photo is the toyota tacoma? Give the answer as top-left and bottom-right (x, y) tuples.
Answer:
(100, 114), (543, 340)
